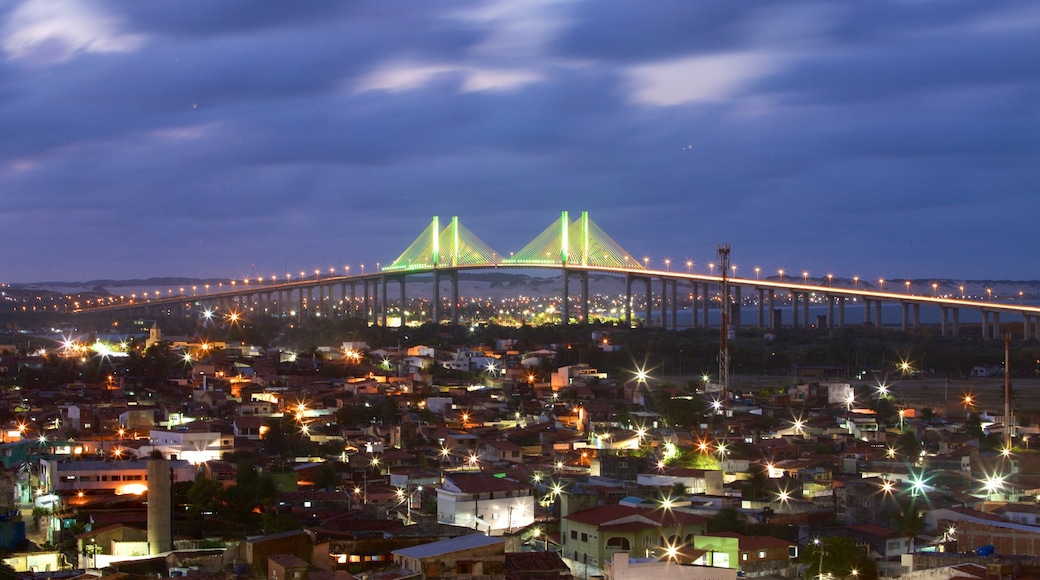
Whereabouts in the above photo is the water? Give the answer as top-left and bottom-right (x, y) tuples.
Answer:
(637, 301), (1040, 328)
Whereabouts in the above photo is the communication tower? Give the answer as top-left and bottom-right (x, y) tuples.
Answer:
(717, 244), (731, 406)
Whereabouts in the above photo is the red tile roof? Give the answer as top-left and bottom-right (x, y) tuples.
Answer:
(564, 504), (706, 529)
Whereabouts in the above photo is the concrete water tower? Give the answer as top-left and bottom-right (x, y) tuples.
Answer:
(147, 457), (173, 554)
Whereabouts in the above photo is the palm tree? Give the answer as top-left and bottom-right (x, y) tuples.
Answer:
(895, 497), (925, 554)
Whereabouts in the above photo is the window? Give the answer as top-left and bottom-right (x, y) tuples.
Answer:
(759, 550), (766, 559)
(606, 537), (631, 551)
(581, 533), (588, 542)
(742, 554), (748, 561)
(571, 531), (578, 540)
(456, 562), (472, 574)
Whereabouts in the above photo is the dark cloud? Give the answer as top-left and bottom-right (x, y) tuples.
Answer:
(0, 0), (1036, 281)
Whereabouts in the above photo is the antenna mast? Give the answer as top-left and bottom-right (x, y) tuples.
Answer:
(717, 244), (731, 407)
(1005, 331), (1012, 450)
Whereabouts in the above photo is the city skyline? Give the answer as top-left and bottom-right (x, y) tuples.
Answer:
(1, 1), (1037, 283)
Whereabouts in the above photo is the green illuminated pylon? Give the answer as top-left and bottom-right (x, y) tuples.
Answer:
(506, 211), (643, 269)
(384, 216), (501, 272)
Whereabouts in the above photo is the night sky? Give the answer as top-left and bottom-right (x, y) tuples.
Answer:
(2, 1), (1038, 283)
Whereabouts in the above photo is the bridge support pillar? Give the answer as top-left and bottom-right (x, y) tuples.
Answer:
(874, 300), (883, 328)
(400, 277), (407, 327)
(802, 292), (810, 328)
(702, 282), (710, 328)
(670, 278), (677, 330)
(733, 286), (742, 329)
(690, 283), (698, 328)
(768, 289), (776, 329)
(625, 275), (632, 328)
(838, 296), (846, 328)
(433, 271), (441, 324)
(350, 282), (357, 318)
(658, 277), (668, 329)
(581, 271), (590, 324)
(757, 289), (765, 328)
(562, 268), (570, 325)
(362, 281), (370, 325)
(982, 311), (989, 339)
(864, 299), (871, 327)
(827, 295), (834, 328)
(452, 271), (459, 327)
(381, 277), (388, 327)
(791, 291), (799, 328)
(902, 302), (909, 332)
(941, 306), (948, 336)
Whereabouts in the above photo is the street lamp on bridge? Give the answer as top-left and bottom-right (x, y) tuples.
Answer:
(664, 259), (670, 271)
(778, 268), (784, 282)
(905, 280), (911, 294)
(878, 278), (885, 292)
(686, 260), (693, 273)
(754, 267), (760, 280)
(802, 271), (809, 284)
(853, 276), (859, 289)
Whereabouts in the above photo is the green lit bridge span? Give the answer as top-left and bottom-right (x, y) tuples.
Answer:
(77, 211), (1040, 339)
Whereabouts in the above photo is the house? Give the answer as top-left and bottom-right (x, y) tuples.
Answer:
(270, 554), (311, 580)
(845, 524), (911, 559)
(604, 552), (736, 580)
(504, 551), (572, 580)
(234, 416), (269, 440)
(436, 473), (534, 535)
(393, 534), (506, 580)
(636, 468), (724, 495)
(692, 533), (797, 577)
(145, 428), (234, 463)
(561, 504), (708, 574)
(480, 440), (524, 464)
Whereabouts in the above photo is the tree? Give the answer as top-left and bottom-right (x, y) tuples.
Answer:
(313, 462), (340, 490)
(798, 536), (872, 579)
(186, 477), (225, 519)
(895, 498), (925, 553)
(707, 507), (745, 534)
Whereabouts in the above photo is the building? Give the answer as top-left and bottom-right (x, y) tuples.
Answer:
(604, 553), (735, 580)
(393, 534), (506, 580)
(561, 504), (707, 574)
(40, 458), (195, 495)
(691, 533), (797, 577)
(436, 473), (534, 535)
(145, 428), (234, 464)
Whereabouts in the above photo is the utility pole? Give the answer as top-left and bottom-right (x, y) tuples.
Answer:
(717, 244), (731, 407)
(1005, 331), (1012, 450)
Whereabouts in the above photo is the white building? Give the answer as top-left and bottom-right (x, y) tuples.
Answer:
(143, 429), (234, 464)
(605, 553), (736, 580)
(436, 473), (534, 535)
(41, 459), (195, 495)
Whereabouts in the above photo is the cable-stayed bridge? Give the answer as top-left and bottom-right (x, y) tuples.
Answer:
(75, 211), (1040, 339)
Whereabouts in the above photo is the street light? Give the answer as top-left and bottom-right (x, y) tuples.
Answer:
(827, 274), (833, 287)
(708, 262), (715, 276)
(905, 280), (911, 294)
(853, 276), (859, 289)
(754, 267), (760, 280)
(778, 269), (784, 282)
(932, 283), (938, 297)
(802, 271), (809, 284)
(686, 260), (693, 273)
(879, 278), (885, 292)
(664, 259), (670, 271)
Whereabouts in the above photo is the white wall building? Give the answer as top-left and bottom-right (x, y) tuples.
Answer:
(436, 473), (534, 535)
